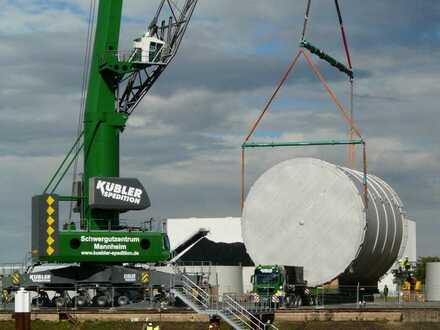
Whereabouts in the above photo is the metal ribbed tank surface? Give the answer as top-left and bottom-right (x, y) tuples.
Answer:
(242, 158), (408, 287)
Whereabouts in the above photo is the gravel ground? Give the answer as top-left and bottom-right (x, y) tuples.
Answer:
(2, 321), (440, 330)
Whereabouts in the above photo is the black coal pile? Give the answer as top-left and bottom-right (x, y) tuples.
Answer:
(178, 238), (254, 266)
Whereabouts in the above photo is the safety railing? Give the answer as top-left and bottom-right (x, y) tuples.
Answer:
(171, 269), (279, 330)
(58, 218), (166, 232)
(99, 50), (136, 65)
(0, 263), (27, 276)
(226, 292), (278, 313)
(100, 49), (167, 66)
(181, 277), (210, 308)
(1, 276), (433, 312)
(172, 261), (213, 288)
(248, 283), (433, 310)
(222, 294), (269, 330)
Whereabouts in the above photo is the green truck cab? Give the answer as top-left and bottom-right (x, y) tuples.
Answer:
(251, 265), (284, 297)
(251, 265), (310, 307)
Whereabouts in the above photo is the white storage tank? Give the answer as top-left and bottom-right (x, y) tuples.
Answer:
(242, 266), (256, 293)
(242, 158), (408, 287)
(215, 266), (244, 296)
(426, 262), (440, 301)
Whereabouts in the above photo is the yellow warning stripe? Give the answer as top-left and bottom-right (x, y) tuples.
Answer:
(11, 272), (20, 285)
(46, 195), (55, 256)
(141, 272), (150, 283)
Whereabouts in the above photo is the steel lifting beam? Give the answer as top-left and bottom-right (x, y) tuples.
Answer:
(300, 39), (353, 79)
(242, 139), (364, 149)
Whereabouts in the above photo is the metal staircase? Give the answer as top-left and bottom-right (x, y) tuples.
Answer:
(171, 269), (279, 330)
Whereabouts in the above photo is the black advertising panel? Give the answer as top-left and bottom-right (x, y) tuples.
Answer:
(89, 177), (150, 211)
(31, 194), (59, 259)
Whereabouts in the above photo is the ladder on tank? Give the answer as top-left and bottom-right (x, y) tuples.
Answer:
(170, 268), (279, 330)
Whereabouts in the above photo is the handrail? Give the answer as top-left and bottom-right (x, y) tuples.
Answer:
(182, 281), (209, 301)
(181, 280), (209, 301)
(173, 267), (280, 330)
(223, 305), (258, 329)
(224, 294), (279, 330)
(177, 270), (210, 299)
(59, 218), (160, 232)
(222, 307), (255, 329)
(224, 294), (265, 329)
(178, 286), (209, 308)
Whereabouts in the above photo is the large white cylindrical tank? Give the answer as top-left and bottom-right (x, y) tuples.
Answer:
(242, 266), (255, 293)
(215, 266), (243, 296)
(242, 158), (407, 287)
(426, 262), (440, 301)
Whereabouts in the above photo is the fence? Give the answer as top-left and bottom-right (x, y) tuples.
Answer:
(2, 276), (439, 312)
(60, 218), (167, 232)
(250, 284), (436, 309)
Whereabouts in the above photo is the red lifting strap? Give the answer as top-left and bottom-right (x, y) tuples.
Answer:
(334, 0), (353, 71)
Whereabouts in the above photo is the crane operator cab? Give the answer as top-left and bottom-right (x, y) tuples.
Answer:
(132, 27), (165, 64)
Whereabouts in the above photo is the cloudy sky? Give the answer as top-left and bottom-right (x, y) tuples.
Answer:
(0, 0), (438, 262)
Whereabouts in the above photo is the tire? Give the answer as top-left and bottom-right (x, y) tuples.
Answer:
(53, 297), (66, 308)
(116, 295), (129, 307)
(73, 295), (88, 308)
(95, 295), (108, 307)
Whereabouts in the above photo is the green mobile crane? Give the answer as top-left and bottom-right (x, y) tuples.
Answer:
(3, 0), (198, 308)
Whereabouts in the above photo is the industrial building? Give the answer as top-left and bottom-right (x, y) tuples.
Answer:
(166, 211), (417, 297)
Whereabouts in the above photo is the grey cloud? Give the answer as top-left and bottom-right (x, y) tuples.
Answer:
(0, 0), (438, 262)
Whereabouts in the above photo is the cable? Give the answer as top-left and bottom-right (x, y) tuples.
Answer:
(334, 0), (356, 167)
(244, 51), (302, 143)
(334, 0), (352, 70)
(69, 0), (96, 220)
(348, 79), (355, 167)
(300, 0), (312, 41)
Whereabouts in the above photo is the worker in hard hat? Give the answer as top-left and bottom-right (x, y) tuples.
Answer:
(275, 286), (285, 307)
(398, 258), (405, 271)
(145, 323), (160, 330)
(191, 287), (199, 302)
(1, 289), (8, 304)
(403, 256), (410, 271)
(209, 315), (221, 329)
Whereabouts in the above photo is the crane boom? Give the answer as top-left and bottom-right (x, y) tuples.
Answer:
(118, 0), (198, 115)
(31, 0), (198, 264)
